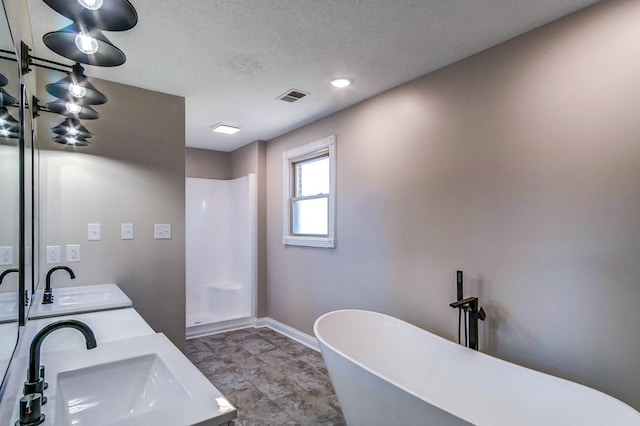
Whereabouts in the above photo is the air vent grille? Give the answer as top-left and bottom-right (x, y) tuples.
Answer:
(277, 89), (309, 103)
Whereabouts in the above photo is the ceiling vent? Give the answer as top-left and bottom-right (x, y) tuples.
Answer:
(277, 89), (309, 103)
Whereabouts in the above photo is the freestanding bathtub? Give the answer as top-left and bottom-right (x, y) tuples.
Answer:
(314, 310), (640, 426)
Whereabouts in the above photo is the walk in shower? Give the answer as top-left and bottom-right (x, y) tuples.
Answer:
(185, 175), (256, 338)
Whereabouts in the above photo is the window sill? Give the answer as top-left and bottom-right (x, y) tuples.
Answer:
(283, 236), (335, 248)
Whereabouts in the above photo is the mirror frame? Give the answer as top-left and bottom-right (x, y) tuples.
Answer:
(18, 82), (25, 326)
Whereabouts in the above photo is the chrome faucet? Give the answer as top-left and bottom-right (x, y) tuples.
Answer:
(43, 266), (75, 304)
(19, 320), (96, 425)
(0, 268), (19, 285)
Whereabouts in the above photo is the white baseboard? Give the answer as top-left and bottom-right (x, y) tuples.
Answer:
(186, 316), (257, 339)
(256, 317), (320, 352)
(187, 316), (320, 352)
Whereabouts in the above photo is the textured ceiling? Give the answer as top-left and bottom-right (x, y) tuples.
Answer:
(26, 0), (598, 152)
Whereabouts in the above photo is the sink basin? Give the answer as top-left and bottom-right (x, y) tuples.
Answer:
(55, 354), (190, 425)
(29, 284), (132, 319)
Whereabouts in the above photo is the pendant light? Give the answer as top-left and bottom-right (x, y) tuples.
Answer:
(45, 64), (107, 105)
(0, 107), (19, 139)
(52, 135), (92, 146)
(46, 100), (101, 120)
(43, 0), (137, 31)
(0, 106), (19, 128)
(51, 118), (94, 139)
(43, 23), (126, 67)
(0, 73), (8, 87)
(0, 88), (18, 107)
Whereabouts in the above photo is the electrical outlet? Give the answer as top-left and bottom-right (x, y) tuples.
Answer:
(154, 224), (172, 240)
(88, 223), (102, 241)
(46, 246), (61, 264)
(0, 246), (12, 266)
(122, 223), (134, 240)
(66, 244), (80, 262)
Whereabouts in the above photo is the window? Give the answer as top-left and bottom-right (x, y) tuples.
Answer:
(283, 135), (336, 248)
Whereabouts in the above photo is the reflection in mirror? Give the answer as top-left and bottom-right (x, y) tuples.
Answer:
(23, 91), (37, 317)
(0, 4), (20, 393)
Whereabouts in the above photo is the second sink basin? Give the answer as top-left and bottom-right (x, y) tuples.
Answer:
(28, 284), (132, 319)
(55, 353), (190, 425)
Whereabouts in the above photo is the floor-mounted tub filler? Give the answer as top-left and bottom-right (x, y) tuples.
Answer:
(314, 310), (640, 426)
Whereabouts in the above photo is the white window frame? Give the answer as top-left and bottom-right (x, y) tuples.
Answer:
(283, 135), (336, 248)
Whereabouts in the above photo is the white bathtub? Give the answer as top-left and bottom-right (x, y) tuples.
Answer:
(314, 310), (640, 426)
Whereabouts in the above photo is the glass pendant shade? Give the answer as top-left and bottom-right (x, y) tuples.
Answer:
(43, 24), (126, 67)
(0, 73), (8, 87)
(45, 64), (108, 105)
(52, 135), (91, 146)
(43, 0), (137, 31)
(0, 88), (18, 107)
(46, 100), (101, 120)
(52, 118), (94, 139)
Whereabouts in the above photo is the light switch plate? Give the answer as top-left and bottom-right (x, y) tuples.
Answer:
(66, 244), (80, 262)
(88, 223), (102, 241)
(0, 246), (12, 266)
(154, 224), (172, 240)
(122, 223), (134, 240)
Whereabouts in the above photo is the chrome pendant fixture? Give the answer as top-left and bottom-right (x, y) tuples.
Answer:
(43, 0), (137, 31)
(51, 118), (94, 139)
(43, 24), (126, 67)
(46, 100), (101, 120)
(45, 64), (107, 105)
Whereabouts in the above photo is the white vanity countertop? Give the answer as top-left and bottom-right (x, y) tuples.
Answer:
(28, 283), (132, 319)
(24, 308), (155, 353)
(1, 308), (236, 425)
(11, 333), (236, 426)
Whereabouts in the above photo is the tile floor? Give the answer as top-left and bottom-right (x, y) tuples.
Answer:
(185, 327), (346, 425)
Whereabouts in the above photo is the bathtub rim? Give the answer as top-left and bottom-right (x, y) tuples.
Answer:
(313, 309), (640, 423)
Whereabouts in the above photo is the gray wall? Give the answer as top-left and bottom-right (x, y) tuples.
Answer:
(230, 141), (268, 316)
(37, 75), (186, 350)
(265, 0), (640, 410)
(186, 147), (230, 179)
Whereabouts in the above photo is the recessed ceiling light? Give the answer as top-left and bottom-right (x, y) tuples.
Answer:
(330, 78), (352, 88)
(211, 123), (240, 135)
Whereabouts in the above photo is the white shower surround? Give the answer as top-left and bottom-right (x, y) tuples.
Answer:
(185, 175), (257, 337)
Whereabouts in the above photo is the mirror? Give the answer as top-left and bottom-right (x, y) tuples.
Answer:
(0, 5), (21, 390)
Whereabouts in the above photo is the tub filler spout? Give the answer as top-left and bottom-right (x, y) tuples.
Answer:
(449, 271), (485, 351)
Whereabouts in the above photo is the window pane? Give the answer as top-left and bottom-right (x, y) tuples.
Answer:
(292, 197), (328, 235)
(295, 156), (329, 197)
